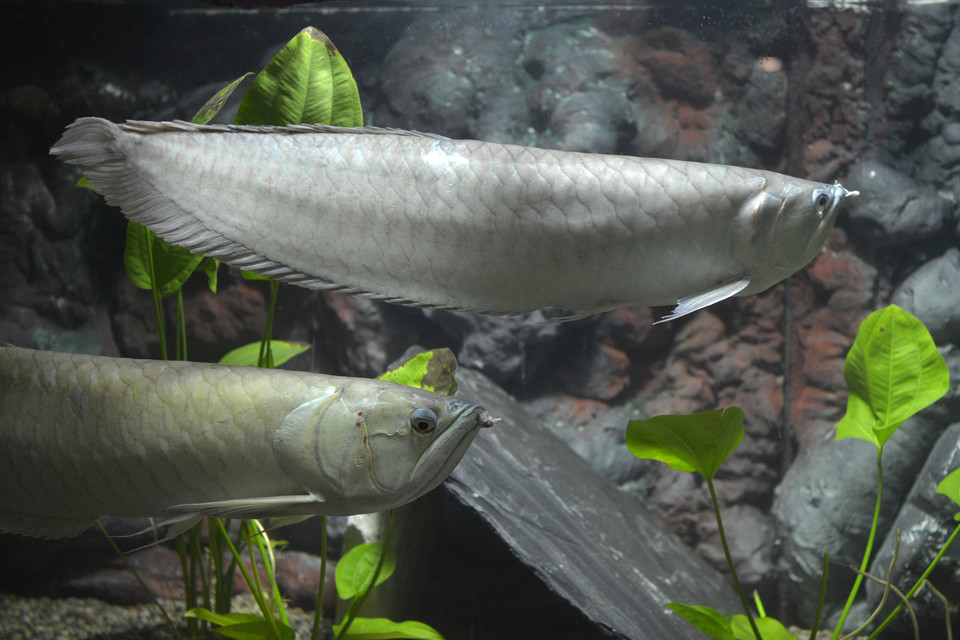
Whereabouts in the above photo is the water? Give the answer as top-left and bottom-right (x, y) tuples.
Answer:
(2, 1), (959, 638)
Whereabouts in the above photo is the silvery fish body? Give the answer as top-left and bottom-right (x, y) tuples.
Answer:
(51, 118), (858, 321)
(0, 345), (494, 539)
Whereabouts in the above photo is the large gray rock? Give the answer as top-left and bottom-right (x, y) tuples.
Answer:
(771, 414), (947, 625)
(446, 369), (743, 639)
(844, 160), (953, 246)
(863, 424), (960, 634)
(893, 248), (960, 345)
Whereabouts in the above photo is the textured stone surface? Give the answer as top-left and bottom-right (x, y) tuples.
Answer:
(893, 248), (960, 345)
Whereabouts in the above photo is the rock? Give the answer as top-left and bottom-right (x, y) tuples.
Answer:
(864, 423), (960, 631)
(274, 551), (337, 619)
(426, 310), (564, 387)
(739, 64), (788, 152)
(444, 369), (744, 639)
(771, 411), (948, 624)
(893, 248), (960, 345)
(844, 160), (953, 246)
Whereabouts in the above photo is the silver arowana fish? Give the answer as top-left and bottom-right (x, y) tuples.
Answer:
(0, 345), (495, 539)
(51, 118), (858, 322)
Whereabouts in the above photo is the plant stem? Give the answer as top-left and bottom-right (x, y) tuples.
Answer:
(866, 520), (960, 639)
(258, 279), (279, 368)
(706, 477), (763, 640)
(809, 553), (829, 640)
(145, 233), (168, 361)
(337, 511), (395, 639)
(312, 517), (328, 640)
(98, 522), (181, 639)
(832, 450), (884, 640)
(214, 519), (282, 639)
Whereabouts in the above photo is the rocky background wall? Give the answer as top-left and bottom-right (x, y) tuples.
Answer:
(1, 1), (959, 638)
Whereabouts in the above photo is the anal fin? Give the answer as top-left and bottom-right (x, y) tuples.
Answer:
(654, 277), (751, 324)
(163, 494), (326, 520)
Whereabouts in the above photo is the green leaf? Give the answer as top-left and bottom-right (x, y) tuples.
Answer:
(218, 340), (309, 367)
(836, 305), (950, 449)
(335, 617), (444, 640)
(185, 609), (295, 640)
(336, 542), (397, 601)
(192, 72), (253, 124)
(213, 621), (296, 640)
(731, 615), (798, 640)
(235, 26), (363, 127)
(124, 221), (204, 296)
(937, 467), (960, 520)
(241, 269), (272, 281)
(378, 349), (460, 395)
(199, 257), (220, 294)
(666, 603), (734, 640)
(626, 407), (745, 479)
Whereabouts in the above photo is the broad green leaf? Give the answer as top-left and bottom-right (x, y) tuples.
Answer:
(192, 72), (253, 124)
(731, 615), (798, 640)
(218, 340), (309, 367)
(76, 176), (94, 190)
(335, 617), (444, 640)
(626, 407), (744, 479)
(666, 603), (734, 640)
(124, 221), (204, 296)
(937, 467), (960, 521)
(378, 349), (460, 395)
(236, 26), (363, 127)
(836, 305), (950, 449)
(336, 542), (397, 600)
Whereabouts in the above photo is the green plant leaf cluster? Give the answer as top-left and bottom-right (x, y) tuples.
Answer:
(378, 348), (460, 395)
(667, 603), (798, 640)
(631, 306), (957, 640)
(836, 305), (950, 449)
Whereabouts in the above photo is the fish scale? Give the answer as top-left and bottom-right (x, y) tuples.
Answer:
(0, 346), (494, 539)
(51, 118), (857, 320)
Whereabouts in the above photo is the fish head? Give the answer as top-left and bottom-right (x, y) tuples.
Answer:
(748, 177), (858, 287)
(273, 380), (495, 514)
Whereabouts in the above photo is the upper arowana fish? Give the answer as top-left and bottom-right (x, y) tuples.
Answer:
(50, 118), (858, 322)
(0, 345), (495, 539)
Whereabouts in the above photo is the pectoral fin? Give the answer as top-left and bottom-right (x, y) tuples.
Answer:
(654, 277), (751, 324)
(163, 494), (327, 520)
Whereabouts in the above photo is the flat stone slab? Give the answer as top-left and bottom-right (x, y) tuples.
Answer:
(447, 369), (743, 639)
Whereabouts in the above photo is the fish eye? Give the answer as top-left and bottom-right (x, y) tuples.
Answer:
(410, 407), (439, 434)
(812, 190), (831, 213)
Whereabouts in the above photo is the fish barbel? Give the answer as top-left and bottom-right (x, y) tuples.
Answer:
(0, 345), (495, 539)
(51, 118), (858, 321)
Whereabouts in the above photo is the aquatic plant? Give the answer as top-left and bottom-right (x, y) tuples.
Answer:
(98, 26), (445, 640)
(627, 305), (956, 640)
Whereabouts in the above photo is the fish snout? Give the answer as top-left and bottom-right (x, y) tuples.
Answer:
(475, 406), (499, 429)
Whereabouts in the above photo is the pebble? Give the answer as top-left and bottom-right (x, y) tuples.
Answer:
(0, 593), (328, 640)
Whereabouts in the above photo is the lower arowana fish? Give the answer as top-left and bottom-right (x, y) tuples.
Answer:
(50, 118), (858, 322)
(0, 345), (495, 539)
